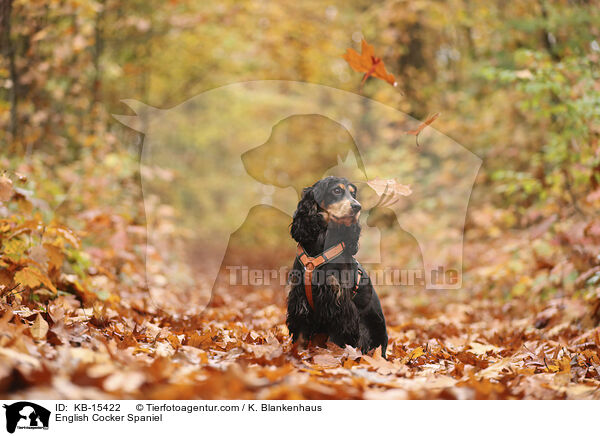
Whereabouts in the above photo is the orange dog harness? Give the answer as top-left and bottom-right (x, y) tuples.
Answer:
(296, 243), (363, 310)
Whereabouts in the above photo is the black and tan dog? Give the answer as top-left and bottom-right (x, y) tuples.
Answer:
(286, 176), (388, 356)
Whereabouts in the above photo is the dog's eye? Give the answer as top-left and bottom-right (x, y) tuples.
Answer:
(333, 187), (343, 195)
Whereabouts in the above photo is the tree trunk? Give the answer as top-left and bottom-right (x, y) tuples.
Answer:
(0, 0), (17, 142)
(92, 0), (106, 106)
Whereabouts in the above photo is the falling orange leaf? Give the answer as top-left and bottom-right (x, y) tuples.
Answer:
(311, 353), (341, 369)
(367, 177), (411, 208)
(343, 39), (397, 90)
(405, 113), (440, 146)
(367, 177), (412, 198)
(406, 113), (440, 136)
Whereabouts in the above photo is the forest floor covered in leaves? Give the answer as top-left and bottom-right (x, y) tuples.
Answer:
(3, 272), (600, 400)
(1, 162), (600, 400)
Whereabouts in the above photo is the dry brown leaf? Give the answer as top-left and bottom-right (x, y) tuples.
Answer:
(29, 245), (49, 272)
(408, 346), (425, 361)
(14, 267), (43, 289)
(14, 266), (58, 293)
(312, 353), (341, 369)
(478, 358), (512, 379)
(468, 342), (501, 356)
(30, 313), (49, 340)
(367, 178), (412, 198)
(362, 347), (401, 375)
(43, 243), (64, 271)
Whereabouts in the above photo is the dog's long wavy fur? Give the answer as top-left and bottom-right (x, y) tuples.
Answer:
(286, 177), (388, 356)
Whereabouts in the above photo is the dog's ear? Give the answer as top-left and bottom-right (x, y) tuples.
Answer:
(290, 187), (322, 244)
(310, 180), (328, 205)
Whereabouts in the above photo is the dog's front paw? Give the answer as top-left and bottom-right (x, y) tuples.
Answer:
(292, 332), (308, 346)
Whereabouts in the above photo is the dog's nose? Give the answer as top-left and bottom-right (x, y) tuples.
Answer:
(351, 202), (362, 213)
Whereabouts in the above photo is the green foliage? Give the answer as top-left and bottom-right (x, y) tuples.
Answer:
(483, 46), (599, 210)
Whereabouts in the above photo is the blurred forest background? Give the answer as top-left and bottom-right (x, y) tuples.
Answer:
(0, 0), (600, 399)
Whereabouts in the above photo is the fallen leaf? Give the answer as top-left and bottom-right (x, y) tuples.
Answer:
(14, 267), (43, 289)
(478, 358), (512, 379)
(29, 246), (49, 272)
(30, 314), (49, 340)
(312, 353), (340, 369)
(468, 342), (501, 356)
(14, 266), (58, 294)
(408, 346), (425, 361)
(43, 243), (64, 271)
(362, 348), (402, 375)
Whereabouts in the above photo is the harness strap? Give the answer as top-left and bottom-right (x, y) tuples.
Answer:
(354, 268), (363, 297)
(296, 242), (362, 310)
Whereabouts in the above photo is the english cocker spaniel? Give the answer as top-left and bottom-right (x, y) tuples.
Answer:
(286, 176), (388, 356)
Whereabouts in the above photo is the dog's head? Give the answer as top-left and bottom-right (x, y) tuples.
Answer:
(241, 115), (366, 196)
(291, 176), (361, 254)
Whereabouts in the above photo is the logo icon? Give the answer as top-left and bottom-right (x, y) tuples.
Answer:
(3, 402), (50, 433)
